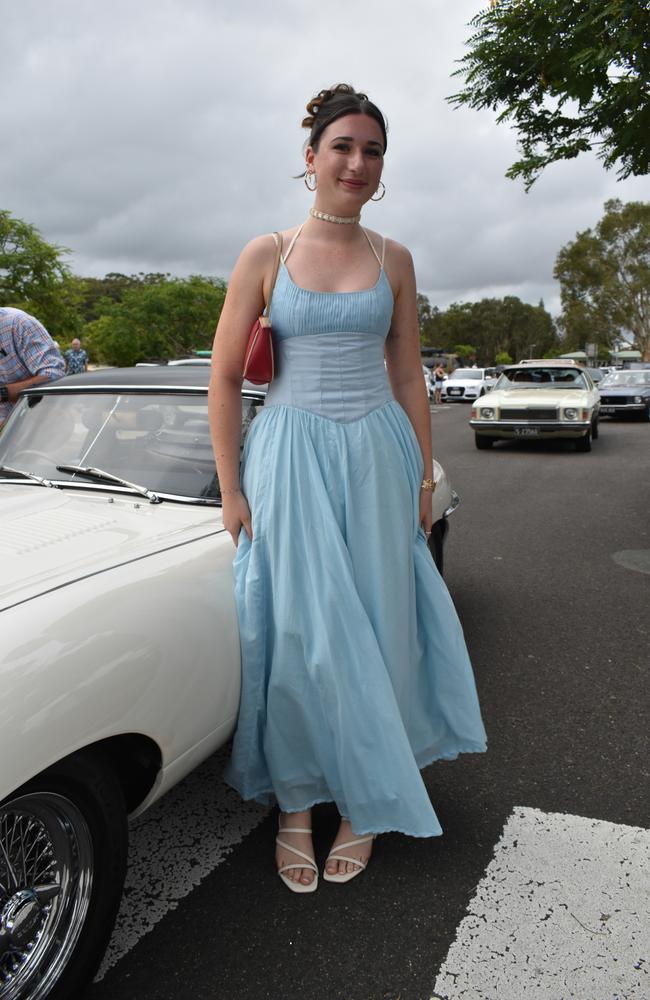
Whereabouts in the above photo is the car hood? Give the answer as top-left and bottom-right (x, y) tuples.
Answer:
(0, 485), (223, 611)
(600, 385), (650, 396)
(478, 387), (592, 407)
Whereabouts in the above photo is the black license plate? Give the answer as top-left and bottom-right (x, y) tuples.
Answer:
(514, 426), (541, 436)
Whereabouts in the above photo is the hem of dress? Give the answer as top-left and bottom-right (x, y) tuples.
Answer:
(224, 741), (486, 839)
(224, 783), (442, 839)
(414, 741), (487, 770)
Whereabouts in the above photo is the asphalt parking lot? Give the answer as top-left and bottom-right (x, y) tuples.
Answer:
(90, 402), (650, 1000)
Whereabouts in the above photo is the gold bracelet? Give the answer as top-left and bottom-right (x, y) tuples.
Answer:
(420, 478), (436, 492)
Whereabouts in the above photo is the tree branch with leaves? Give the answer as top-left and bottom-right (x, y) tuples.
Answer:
(450, 0), (650, 189)
(555, 199), (650, 360)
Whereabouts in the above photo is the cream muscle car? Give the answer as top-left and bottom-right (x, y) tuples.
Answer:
(469, 361), (600, 451)
(0, 366), (459, 1000)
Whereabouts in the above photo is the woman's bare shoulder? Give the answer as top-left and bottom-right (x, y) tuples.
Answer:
(236, 233), (278, 266)
(235, 226), (301, 268)
(364, 229), (413, 268)
(385, 236), (414, 269)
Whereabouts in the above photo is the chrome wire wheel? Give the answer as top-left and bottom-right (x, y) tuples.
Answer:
(0, 793), (93, 1000)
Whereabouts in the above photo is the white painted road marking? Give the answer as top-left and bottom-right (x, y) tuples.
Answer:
(96, 745), (268, 979)
(432, 807), (650, 1000)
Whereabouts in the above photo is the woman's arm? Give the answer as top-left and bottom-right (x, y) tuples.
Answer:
(384, 243), (434, 531)
(208, 234), (277, 543)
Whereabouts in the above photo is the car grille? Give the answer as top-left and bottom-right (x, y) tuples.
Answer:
(446, 386), (465, 396)
(499, 408), (558, 420)
(600, 395), (632, 405)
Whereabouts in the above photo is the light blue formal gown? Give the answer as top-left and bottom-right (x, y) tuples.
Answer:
(225, 227), (486, 837)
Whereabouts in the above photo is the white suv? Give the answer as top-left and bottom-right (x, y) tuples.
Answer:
(443, 367), (497, 402)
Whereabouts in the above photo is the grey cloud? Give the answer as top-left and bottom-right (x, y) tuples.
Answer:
(2, 0), (646, 318)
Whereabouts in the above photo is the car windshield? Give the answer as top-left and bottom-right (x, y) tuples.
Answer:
(495, 368), (589, 390)
(449, 370), (483, 380)
(0, 392), (261, 502)
(600, 371), (650, 387)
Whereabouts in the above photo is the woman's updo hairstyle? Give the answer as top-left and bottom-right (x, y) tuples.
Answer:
(302, 83), (388, 155)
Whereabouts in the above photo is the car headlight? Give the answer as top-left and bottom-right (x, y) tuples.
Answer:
(634, 395), (643, 404)
(481, 407), (495, 419)
(564, 408), (578, 420)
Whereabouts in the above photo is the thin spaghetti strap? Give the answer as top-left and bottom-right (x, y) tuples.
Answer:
(361, 228), (383, 269)
(380, 235), (386, 268)
(283, 224), (304, 264)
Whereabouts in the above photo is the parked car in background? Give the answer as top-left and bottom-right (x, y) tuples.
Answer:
(0, 366), (460, 1000)
(470, 361), (601, 451)
(587, 367), (609, 387)
(167, 357), (212, 366)
(442, 367), (497, 402)
(598, 369), (650, 420)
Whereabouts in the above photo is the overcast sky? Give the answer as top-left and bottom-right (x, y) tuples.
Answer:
(2, 0), (648, 315)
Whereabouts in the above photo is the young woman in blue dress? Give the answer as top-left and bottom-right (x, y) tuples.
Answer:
(208, 85), (486, 893)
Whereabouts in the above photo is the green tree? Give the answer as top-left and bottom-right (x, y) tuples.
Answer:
(453, 343), (478, 363)
(554, 199), (650, 360)
(84, 275), (227, 366)
(450, 0), (650, 188)
(75, 272), (171, 324)
(417, 292), (436, 345)
(494, 350), (513, 365)
(429, 297), (558, 362)
(0, 209), (82, 339)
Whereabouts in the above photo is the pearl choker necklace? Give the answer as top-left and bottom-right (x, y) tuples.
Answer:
(309, 208), (361, 225)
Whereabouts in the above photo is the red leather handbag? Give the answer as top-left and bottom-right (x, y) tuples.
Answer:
(243, 233), (283, 384)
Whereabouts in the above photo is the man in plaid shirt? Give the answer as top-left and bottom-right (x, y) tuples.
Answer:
(0, 307), (65, 427)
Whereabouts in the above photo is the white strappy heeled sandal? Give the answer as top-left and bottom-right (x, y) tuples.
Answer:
(323, 833), (375, 884)
(276, 825), (319, 894)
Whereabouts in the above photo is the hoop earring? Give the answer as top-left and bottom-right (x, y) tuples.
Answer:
(371, 181), (386, 202)
(304, 171), (317, 192)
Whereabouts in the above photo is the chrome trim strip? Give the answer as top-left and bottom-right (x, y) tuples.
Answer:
(469, 420), (591, 429)
(599, 403), (646, 411)
(444, 490), (461, 517)
(22, 385), (267, 399)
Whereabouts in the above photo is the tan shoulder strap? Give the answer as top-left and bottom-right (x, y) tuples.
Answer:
(283, 223), (304, 263)
(264, 233), (283, 317)
(361, 228), (383, 268)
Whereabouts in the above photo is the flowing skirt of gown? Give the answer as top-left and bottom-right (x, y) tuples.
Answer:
(224, 397), (487, 837)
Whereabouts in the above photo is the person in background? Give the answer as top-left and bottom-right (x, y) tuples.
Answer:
(433, 362), (446, 405)
(0, 307), (65, 428)
(64, 337), (89, 374)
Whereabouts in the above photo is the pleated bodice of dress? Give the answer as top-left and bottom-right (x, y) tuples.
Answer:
(265, 261), (395, 423)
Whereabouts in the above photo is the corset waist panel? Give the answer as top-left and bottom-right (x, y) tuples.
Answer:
(265, 332), (393, 423)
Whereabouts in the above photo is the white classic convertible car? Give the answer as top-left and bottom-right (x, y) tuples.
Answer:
(469, 361), (601, 451)
(0, 366), (459, 1000)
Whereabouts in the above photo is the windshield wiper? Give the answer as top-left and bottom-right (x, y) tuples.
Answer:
(0, 465), (59, 488)
(56, 465), (162, 503)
